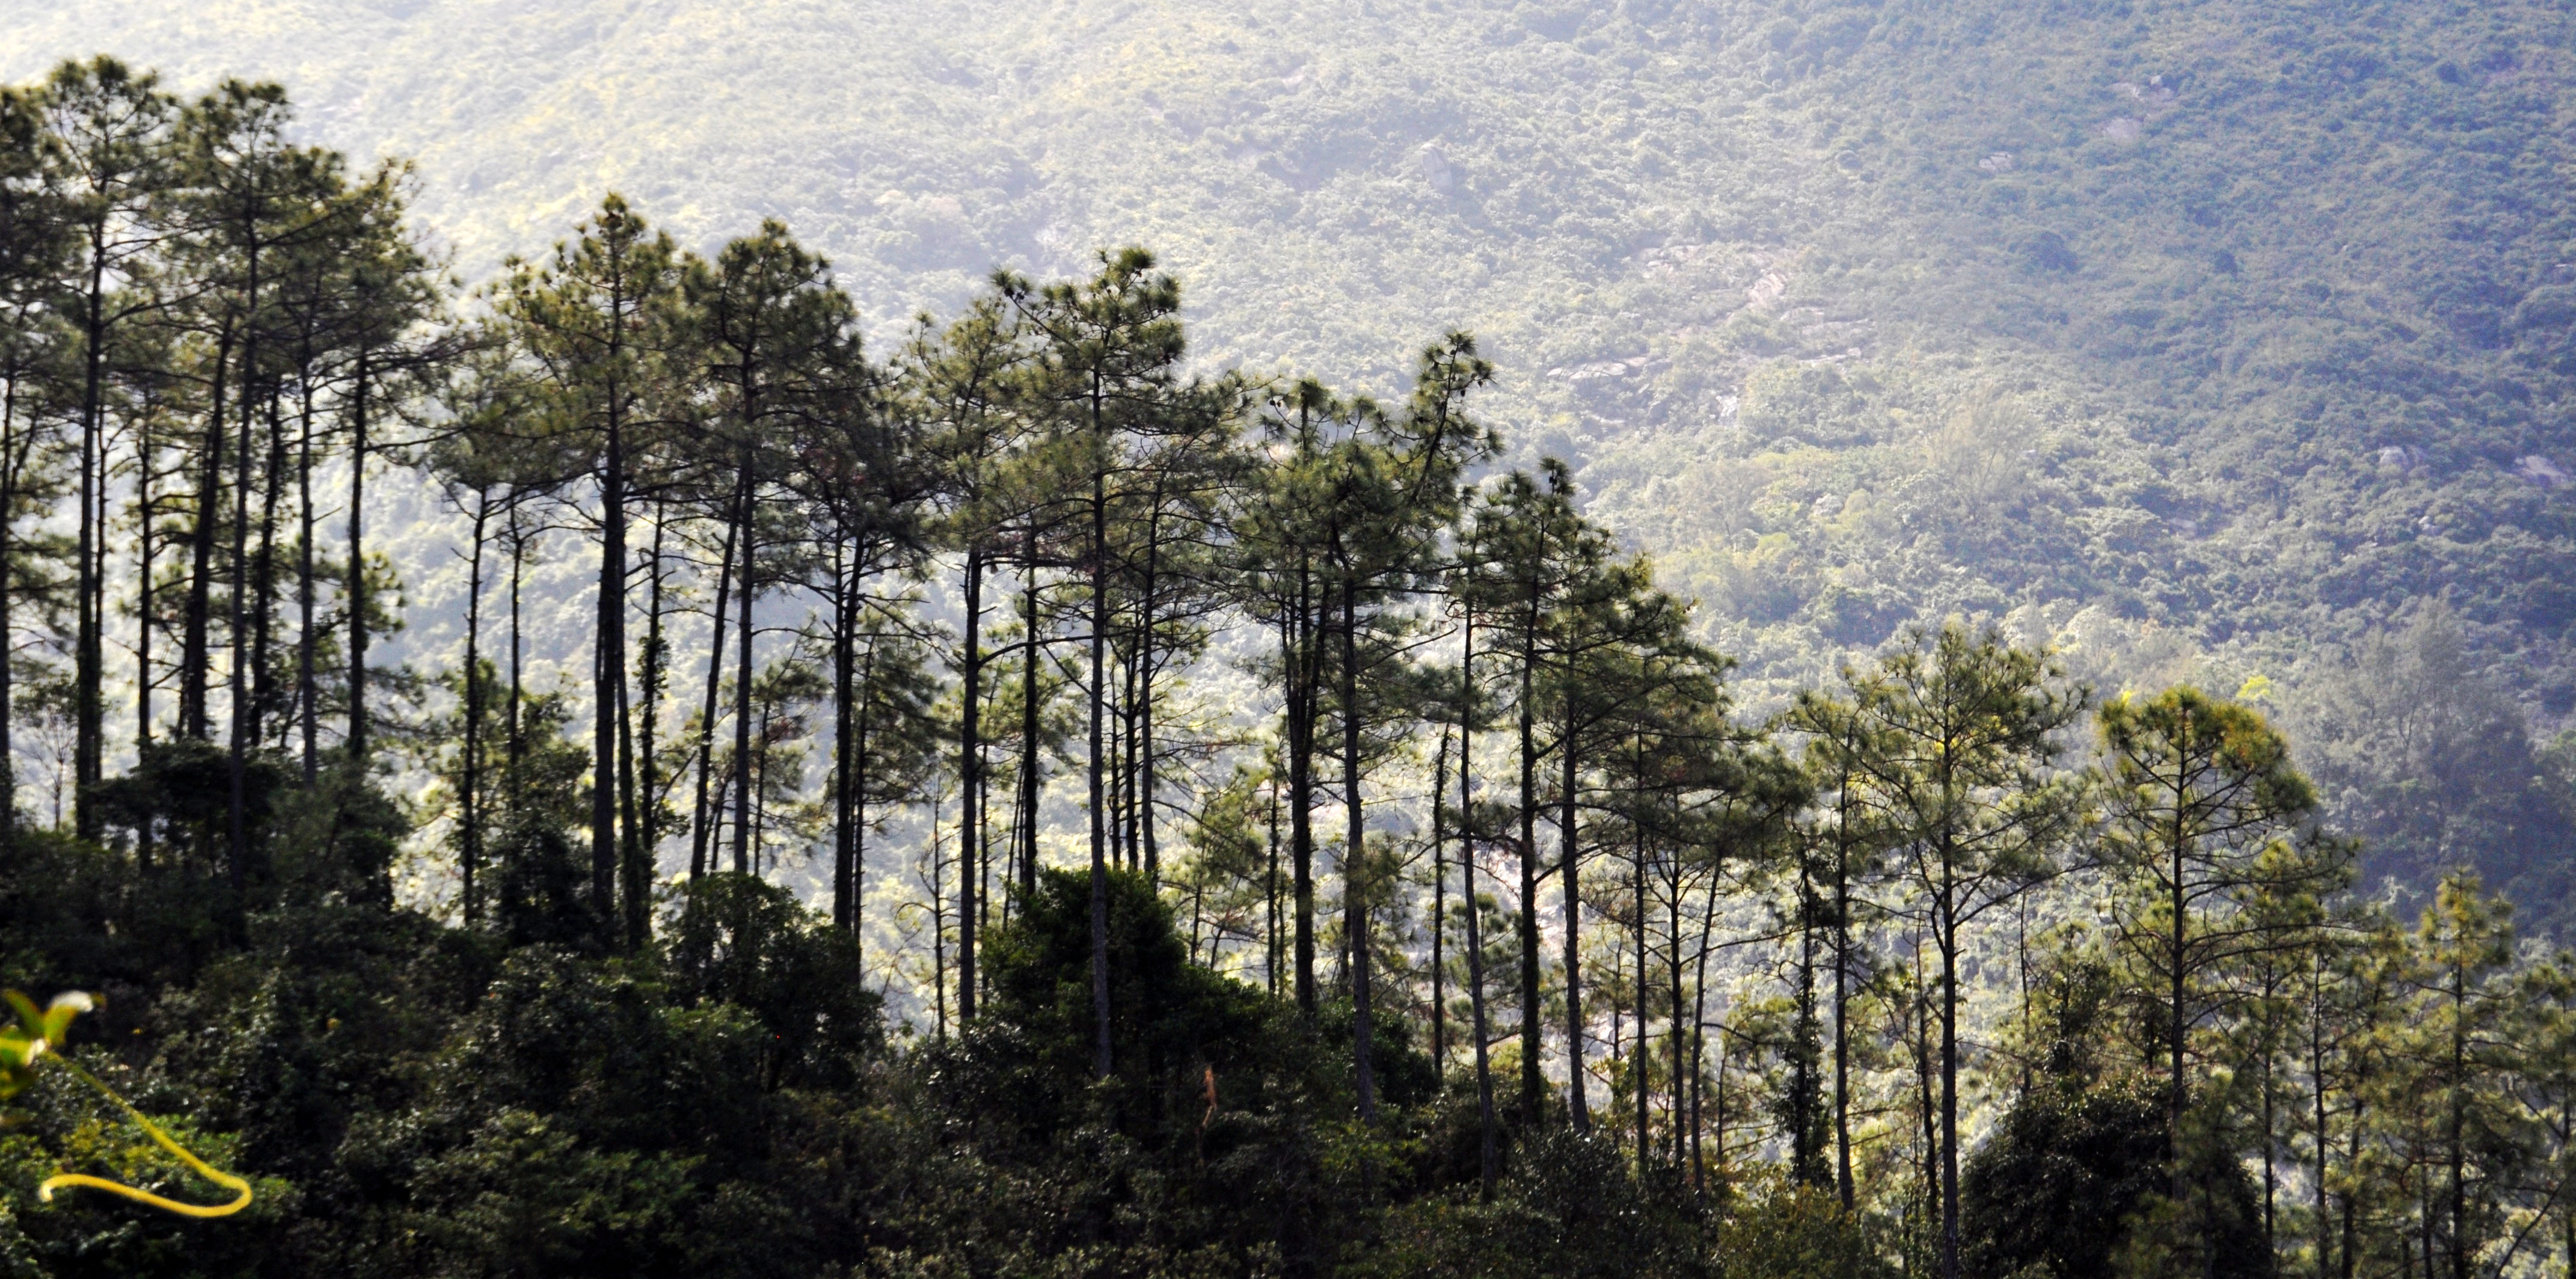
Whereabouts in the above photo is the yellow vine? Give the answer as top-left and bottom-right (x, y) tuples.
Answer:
(2, 991), (253, 1219)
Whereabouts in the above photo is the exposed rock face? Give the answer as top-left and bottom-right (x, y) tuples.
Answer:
(1418, 143), (1454, 194)
(2513, 455), (2570, 489)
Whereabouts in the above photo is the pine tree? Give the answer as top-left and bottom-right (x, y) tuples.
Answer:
(1840, 622), (2085, 1279)
(490, 194), (678, 945)
(2097, 684), (2347, 1201)
(912, 292), (1030, 1007)
(35, 57), (170, 841)
(1011, 248), (1186, 1081)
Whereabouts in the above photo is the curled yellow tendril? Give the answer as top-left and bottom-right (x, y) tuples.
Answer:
(37, 1058), (253, 1218)
(2, 991), (251, 1219)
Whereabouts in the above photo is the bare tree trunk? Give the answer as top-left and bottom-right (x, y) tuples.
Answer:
(227, 355), (256, 896)
(1633, 809), (1649, 1177)
(590, 361), (630, 934)
(460, 490), (488, 924)
(1431, 726), (1449, 1073)
(832, 542), (854, 930)
(957, 545), (983, 1018)
(639, 511), (668, 854)
(296, 384), (317, 780)
(72, 236), (109, 839)
(1343, 577), (1375, 1123)
(1264, 784), (1281, 991)
(345, 353), (370, 756)
(1835, 770), (1856, 1207)
(0, 373), (20, 836)
(181, 328), (233, 741)
(1287, 561), (1319, 1014)
(136, 413), (157, 870)
(1016, 554), (1040, 898)
(1517, 603), (1542, 1116)
(1461, 609), (1496, 1195)
(1087, 425), (1111, 1081)
(2313, 955), (2332, 1279)
(506, 510), (525, 792)
(250, 389), (283, 747)
(689, 508), (738, 880)
(1939, 857), (1963, 1279)
(616, 615), (642, 949)
(730, 461), (754, 877)
(1562, 699), (1587, 1133)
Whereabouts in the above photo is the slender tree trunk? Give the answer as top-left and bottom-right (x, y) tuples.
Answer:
(617, 508), (658, 950)
(1633, 810), (1649, 1177)
(1136, 509), (1164, 886)
(224, 214), (269, 894)
(1289, 560), (1318, 1014)
(640, 512), (667, 854)
(1792, 844), (1820, 1184)
(1669, 858), (1687, 1169)
(1461, 610), (1497, 1195)
(1518, 607), (1542, 1116)
(730, 464), (755, 877)
(1088, 424), (1111, 1081)
(592, 378), (628, 928)
(616, 618), (643, 949)
(1835, 767), (1856, 1207)
(1915, 934), (1938, 1239)
(1562, 699), (1587, 1133)
(1266, 784), (1281, 996)
(851, 634), (874, 970)
(506, 511), (525, 792)
(2263, 1027), (2278, 1257)
(227, 349), (257, 896)
(0, 375), (19, 836)
(251, 390), (284, 744)
(182, 328), (233, 741)
(1431, 726), (1449, 1073)
(1690, 892), (1719, 1178)
(2449, 965), (2468, 1279)
(346, 353), (370, 756)
(2171, 763), (2190, 1202)
(1114, 631), (1132, 871)
(931, 794), (947, 1038)
(1343, 575), (1376, 1122)
(296, 385), (317, 781)
(461, 490), (488, 924)
(958, 545), (984, 1019)
(1939, 851), (1962, 1279)
(72, 235), (110, 839)
(2342, 1097), (2363, 1279)
(2313, 955), (2332, 1279)
(690, 508), (738, 880)
(1017, 553), (1040, 898)
(832, 543), (854, 930)
(136, 416), (157, 870)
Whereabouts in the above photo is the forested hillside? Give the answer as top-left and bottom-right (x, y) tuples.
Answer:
(4, 0), (2571, 915)
(0, 2), (2572, 1276)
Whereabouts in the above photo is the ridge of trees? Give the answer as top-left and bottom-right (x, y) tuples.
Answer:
(1, 57), (2574, 1279)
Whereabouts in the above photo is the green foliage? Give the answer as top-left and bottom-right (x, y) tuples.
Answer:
(1961, 1079), (2266, 1279)
(970, 866), (1280, 1138)
(663, 873), (881, 1090)
(5, 20), (2576, 1275)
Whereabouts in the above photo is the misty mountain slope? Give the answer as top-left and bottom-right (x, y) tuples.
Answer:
(4, 0), (2574, 908)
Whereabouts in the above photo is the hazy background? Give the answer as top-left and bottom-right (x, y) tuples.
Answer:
(6, 0), (2574, 927)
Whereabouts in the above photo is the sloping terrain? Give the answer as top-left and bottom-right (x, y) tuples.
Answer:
(4, 0), (2572, 911)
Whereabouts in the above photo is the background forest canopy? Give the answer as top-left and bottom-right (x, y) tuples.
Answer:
(0, 18), (2572, 1279)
